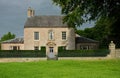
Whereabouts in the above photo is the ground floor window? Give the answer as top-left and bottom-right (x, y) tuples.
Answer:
(80, 45), (97, 50)
(13, 46), (17, 50)
(80, 45), (89, 50)
(10, 46), (20, 50)
(18, 46), (20, 50)
(34, 46), (39, 50)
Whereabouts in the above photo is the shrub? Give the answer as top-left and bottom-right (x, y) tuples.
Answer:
(41, 46), (46, 52)
(0, 50), (46, 58)
(58, 47), (109, 57)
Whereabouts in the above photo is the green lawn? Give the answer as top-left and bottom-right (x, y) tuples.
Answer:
(0, 59), (120, 78)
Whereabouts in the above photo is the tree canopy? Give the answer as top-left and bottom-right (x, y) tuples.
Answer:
(53, 0), (120, 27)
(0, 32), (15, 42)
(76, 16), (120, 48)
(53, 0), (120, 47)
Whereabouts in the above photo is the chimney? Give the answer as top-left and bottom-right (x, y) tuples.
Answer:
(27, 7), (35, 17)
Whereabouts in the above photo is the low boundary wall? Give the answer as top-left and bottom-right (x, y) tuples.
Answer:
(0, 57), (113, 62)
(108, 41), (120, 58)
(115, 49), (120, 58)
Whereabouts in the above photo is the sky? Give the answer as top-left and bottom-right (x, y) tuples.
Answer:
(0, 0), (94, 38)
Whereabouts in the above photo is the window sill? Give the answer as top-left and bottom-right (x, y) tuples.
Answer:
(34, 40), (40, 41)
(62, 39), (67, 41)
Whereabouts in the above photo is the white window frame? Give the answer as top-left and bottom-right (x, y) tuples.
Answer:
(49, 31), (54, 40)
(34, 32), (39, 40)
(62, 31), (66, 40)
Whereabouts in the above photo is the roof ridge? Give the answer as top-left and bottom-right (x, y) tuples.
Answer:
(80, 36), (98, 42)
(1, 37), (24, 43)
(34, 15), (65, 16)
(76, 36), (99, 43)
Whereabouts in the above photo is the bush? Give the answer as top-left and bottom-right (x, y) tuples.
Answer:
(0, 50), (46, 58)
(41, 46), (46, 52)
(58, 47), (110, 57)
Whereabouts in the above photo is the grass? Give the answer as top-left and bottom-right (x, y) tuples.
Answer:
(0, 59), (120, 78)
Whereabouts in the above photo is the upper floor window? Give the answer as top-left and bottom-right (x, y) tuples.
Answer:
(49, 31), (54, 40)
(34, 32), (39, 40)
(62, 32), (66, 40)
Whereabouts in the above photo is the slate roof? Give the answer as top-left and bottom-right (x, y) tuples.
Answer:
(24, 16), (68, 28)
(1, 38), (24, 44)
(76, 36), (99, 43)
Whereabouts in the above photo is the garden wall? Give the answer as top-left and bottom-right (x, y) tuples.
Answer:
(115, 49), (120, 58)
(108, 41), (120, 58)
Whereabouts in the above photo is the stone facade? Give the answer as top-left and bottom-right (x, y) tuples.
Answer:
(76, 36), (99, 50)
(24, 27), (75, 55)
(76, 43), (99, 50)
(1, 43), (24, 50)
(23, 7), (76, 56)
(1, 37), (24, 50)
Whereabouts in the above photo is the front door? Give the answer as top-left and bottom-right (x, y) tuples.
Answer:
(48, 47), (55, 59)
(49, 47), (54, 53)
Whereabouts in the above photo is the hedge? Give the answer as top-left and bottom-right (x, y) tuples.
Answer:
(0, 50), (46, 58)
(0, 46), (110, 57)
(58, 46), (110, 57)
(58, 50), (110, 57)
(0, 46), (46, 58)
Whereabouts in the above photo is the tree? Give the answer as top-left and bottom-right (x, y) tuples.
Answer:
(53, 0), (120, 27)
(0, 32), (15, 42)
(53, 0), (120, 47)
(76, 17), (117, 48)
(76, 28), (94, 38)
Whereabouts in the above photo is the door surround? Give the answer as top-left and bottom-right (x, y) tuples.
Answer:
(46, 42), (57, 55)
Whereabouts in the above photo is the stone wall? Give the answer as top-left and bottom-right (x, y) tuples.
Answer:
(115, 49), (120, 58)
(108, 41), (120, 58)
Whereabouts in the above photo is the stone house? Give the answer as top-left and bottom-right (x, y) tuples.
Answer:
(76, 36), (99, 50)
(1, 7), (99, 55)
(1, 38), (24, 50)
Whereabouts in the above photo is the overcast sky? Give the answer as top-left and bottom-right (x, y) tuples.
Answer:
(0, 0), (94, 38)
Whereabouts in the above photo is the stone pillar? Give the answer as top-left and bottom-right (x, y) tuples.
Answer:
(109, 41), (116, 58)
